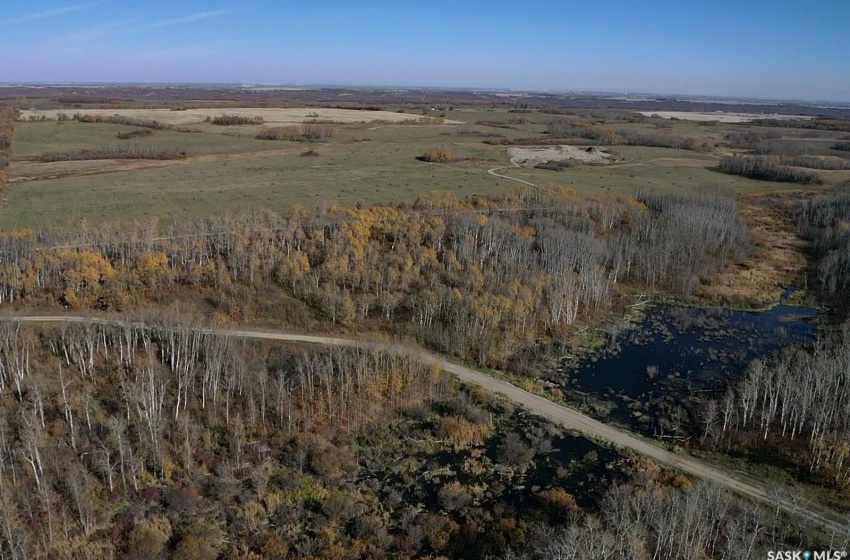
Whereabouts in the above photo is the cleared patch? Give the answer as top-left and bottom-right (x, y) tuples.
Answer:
(639, 111), (815, 123)
(508, 145), (621, 166)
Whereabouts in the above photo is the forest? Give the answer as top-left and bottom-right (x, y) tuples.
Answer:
(0, 187), (750, 369)
(0, 316), (834, 559)
(797, 188), (850, 309)
(706, 323), (850, 487)
(0, 107), (15, 195)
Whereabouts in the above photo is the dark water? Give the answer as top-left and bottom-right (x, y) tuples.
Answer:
(553, 302), (819, 433)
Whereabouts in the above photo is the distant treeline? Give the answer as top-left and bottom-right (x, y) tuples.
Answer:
(256, 124), (337, 141)
(724, 130), (781, 149)
(476, 117), (532, 128)
(20, 113), (200, 133)
(116, 129), (155, 140)
(34, 144), (187, 163)
(780, 155), (850, 170)
(0, 107), (17, 192)
(752, 117), (850, 133)
(544, 120), (713, 151)
(209, 114), (264, 125)
(717, 155), (823, 184)
(73, 114), (174, 130)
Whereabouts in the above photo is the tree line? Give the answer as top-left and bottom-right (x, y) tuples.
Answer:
(209, 115), (264, 125)
(495, 478), (838, 560)
(0, 188), (750, 368)
(545, 120), (713, 151)
(0, 107), (16, 194)
(33, 144), (187, 163)
(116, 129), (155, 140)
(703, 323), (850, 488)
(718, 155), (824, 184)
(72, 114), (174, 130)
(751, 117), (850, 133)
(797, 188), (850, 310)
(256, 124), (337, 141)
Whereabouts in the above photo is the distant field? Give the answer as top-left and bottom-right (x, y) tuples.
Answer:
(3, 121), (507, 227)
(2, 107), (842, 229)
(637, 111), (815, 123)
(18, 107), (462, 125)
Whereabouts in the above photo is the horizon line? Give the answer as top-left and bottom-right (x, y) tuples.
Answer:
(1, 81), (849, 106)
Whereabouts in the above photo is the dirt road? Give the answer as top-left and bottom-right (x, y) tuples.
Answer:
(8, 315), (847, 533)
(487, 158), (536, 187)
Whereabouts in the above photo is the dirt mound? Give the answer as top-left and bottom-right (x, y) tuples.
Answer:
(508, 145), (620, 166)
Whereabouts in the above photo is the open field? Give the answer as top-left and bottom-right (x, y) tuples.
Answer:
(637, 110), (816, 122)
(3, 105), (849, 228)
(19, 107), (461, 125)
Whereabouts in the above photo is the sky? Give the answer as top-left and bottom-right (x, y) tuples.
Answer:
(1, 0), (848, 102)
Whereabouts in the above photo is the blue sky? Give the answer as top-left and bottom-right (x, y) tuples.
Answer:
(1, 0), (848, 101)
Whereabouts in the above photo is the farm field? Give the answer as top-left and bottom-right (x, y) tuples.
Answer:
(18, 106), (456, 125)
(637, 110), (816, 122)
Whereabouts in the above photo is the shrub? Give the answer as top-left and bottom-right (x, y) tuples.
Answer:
(435, 415), (491, 448)
(535, 159), (577, 171)
(116, 129), (155, 139)
(256, 125), (336, 142)
(417, 148), (453, 163)
(211, 115), (264, 125)
(832, 142), (850, 152)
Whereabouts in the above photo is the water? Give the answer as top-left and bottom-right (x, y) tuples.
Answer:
(554, 302), (819, 434)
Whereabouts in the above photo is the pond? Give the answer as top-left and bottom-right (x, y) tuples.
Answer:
(551, 301), (819, 436)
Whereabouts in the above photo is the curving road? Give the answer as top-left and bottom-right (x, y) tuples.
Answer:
(487, 157), (536, 187)
(7, 315), (847, 534)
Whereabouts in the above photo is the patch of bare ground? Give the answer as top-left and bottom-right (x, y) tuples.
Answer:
(696, 192), (809, 307)
(508, 145), (623, 166)
(638, 111), (816, 123)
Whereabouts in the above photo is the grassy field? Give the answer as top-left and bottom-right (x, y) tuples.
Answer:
(3, 108), (846, 228)
(5, 123), (510, 227)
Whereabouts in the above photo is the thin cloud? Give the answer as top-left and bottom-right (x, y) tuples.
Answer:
(49, 20), (128, 44)
(137, 37), (271, 58)
(139, 9), (233, 29)
(5, 3), (98, 24)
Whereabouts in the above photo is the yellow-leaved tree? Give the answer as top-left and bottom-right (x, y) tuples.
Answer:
(60, 250), (116, 308)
